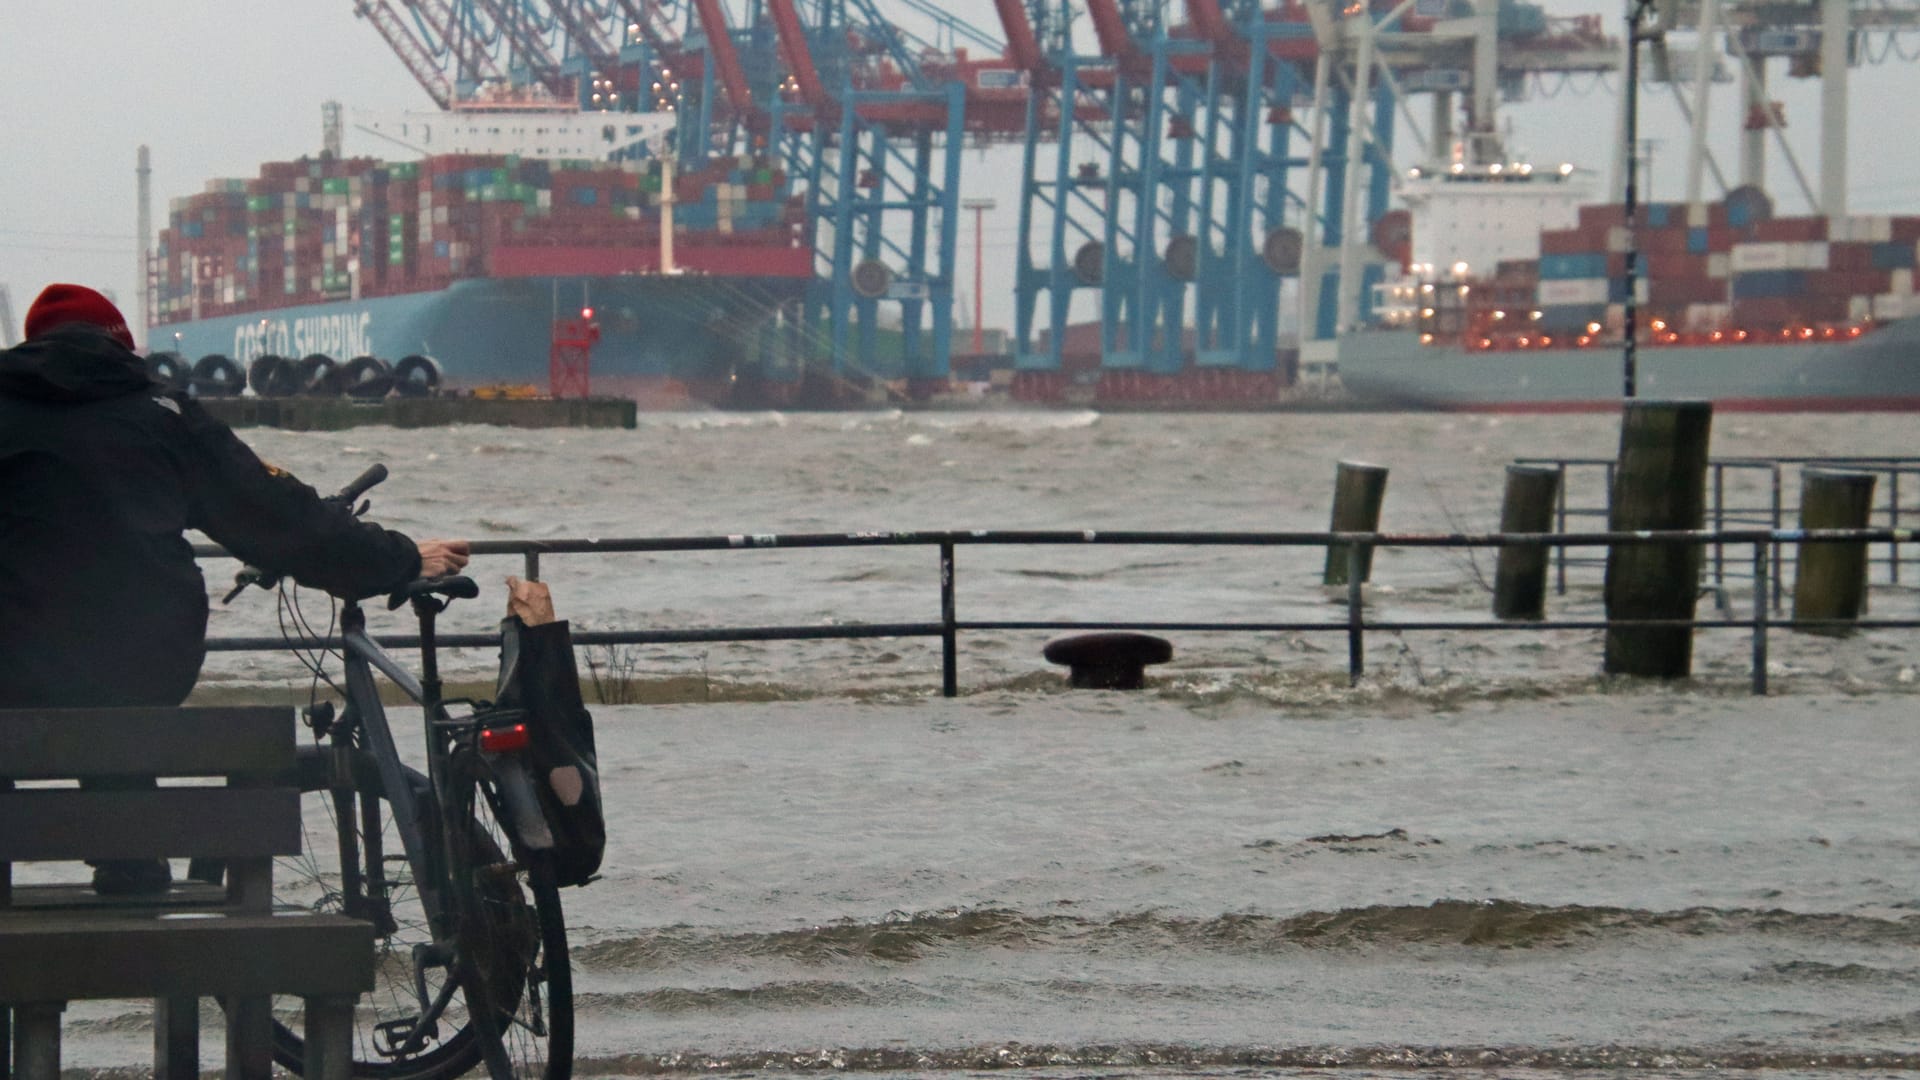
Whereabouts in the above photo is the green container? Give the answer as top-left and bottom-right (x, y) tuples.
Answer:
(322, 178), (350, 195)
(754, 168), (773, 184)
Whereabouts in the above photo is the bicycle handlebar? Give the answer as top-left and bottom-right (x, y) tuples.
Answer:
(331, 463), (389, 508)
(222, 462), (394, 603)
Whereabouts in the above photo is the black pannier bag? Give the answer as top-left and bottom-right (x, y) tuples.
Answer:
(494, 616), (605, 887)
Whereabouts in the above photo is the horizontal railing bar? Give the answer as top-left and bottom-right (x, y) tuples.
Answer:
(205, 616), (1920, 652)
(204, 623), (948, 652)
(190, 526), (1920, 561)
(1518, 455), (1920, 467)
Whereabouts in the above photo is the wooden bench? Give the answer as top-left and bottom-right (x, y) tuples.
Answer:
(0, 706), (374, 1079)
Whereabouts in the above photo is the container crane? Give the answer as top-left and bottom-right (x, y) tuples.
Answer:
(353, 0), (456, 108)
(467, 0), (575, 98)
(415, 0), (510, 90)
(765, 0), (966, 397)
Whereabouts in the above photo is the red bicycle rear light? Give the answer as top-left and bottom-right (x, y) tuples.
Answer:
(479, 723), (530, 753)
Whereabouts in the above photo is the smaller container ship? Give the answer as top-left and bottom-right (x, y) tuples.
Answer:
(1332, 164), (1920, 411)
(147, 105), (816, 407)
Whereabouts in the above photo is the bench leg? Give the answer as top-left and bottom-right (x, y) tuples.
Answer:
(153, 996), (199, 1079)
(11, 1002), (61, 1080)
(224, 994), (273, 1080)
(2, 1003), (11, 1080)
(302, 995), (356, 1080)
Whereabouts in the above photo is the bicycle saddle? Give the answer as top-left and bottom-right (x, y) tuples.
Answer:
(388, 574), (480, 610)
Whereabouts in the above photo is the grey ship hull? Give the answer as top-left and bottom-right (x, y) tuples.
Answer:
(1334, 318), (1920, 411)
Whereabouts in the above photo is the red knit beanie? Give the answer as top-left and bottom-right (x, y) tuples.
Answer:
(24, 283), (136, 350)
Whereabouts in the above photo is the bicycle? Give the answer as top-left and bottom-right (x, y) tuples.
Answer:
(228, 463), (573, 1079)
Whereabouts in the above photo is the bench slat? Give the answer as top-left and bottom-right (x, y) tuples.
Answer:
(1, 882), (229, 912)
(0, 707), (294, 781)
(0, 789), (301, 861)
(0, 914), (373, 1000)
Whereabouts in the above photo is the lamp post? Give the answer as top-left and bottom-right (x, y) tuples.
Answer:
(960, 197), (997, 355)
(1621, 0), (1660, 399)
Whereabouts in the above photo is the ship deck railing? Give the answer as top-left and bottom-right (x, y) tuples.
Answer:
(194, 525), (1918, 698)
(1514, 454), (1920, 606)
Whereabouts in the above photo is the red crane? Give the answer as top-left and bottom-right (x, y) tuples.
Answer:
(766, 0), (838, 126)
(470, 0), (574, 97)
(353, 0), (454, 108)
(416, 0), (509, 86)
(691, 0), (757, 118)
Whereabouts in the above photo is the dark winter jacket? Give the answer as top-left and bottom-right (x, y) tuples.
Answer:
(0, 325), (421, 707)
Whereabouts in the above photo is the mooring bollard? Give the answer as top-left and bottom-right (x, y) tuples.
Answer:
(1042, 632), (1173, 690)
(1604, 400), (1713, 678)
(1493, 464), (1561, 621)
(1792, 468), (1877, 636)
(1324, 461), (1389, 586)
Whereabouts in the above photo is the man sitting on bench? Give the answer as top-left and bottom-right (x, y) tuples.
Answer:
(0, 283), (472, 894)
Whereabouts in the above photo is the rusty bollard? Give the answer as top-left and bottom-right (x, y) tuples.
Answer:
(1043, 632), (1173, 689)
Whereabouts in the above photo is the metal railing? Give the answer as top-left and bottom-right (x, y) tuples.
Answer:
(196, 525), (1919, 698)
(1515, 455), (1920, 606)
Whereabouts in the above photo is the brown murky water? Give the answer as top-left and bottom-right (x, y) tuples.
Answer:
(62, 410), (1920, 1075)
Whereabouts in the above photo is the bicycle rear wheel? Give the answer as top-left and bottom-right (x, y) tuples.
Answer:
(447, 748), (574, 1079)
(272, 747), (486, 1079)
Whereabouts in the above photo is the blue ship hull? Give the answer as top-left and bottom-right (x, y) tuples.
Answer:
(150, 275), (808, 398)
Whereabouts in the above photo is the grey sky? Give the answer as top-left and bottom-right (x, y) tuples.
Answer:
(2, 2), (1913, 347)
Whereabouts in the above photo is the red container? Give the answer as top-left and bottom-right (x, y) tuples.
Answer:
(1753, 216), (1827, 243)
(1579, 204), (1626, 230)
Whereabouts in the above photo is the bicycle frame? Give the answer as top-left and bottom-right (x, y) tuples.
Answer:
(317, 591), (559, 1067)
(329, 595), (466, 1054)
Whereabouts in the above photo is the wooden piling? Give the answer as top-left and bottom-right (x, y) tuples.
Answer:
(1324, 461), (1389, 585)
(1603, 400), (1713, 677)
(1493, 464), (1562, 621)
(1792, 469), (1877, 636)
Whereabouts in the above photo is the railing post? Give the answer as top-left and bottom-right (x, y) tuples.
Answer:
(1771, 463), (1785, 612)
(1889, 469), (1902, 585)
(1346, 540), (1366, 686)
(1752, 538), (1769, 695)
(1554, 462), (1569, 595)
(939, 541), (957, 698)
(523, 550), (541, 582)
(1713, 462), (1726, 590)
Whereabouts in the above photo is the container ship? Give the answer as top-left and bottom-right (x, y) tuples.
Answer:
(1331, 164), (1920, 411)
(146, 111), (817, 408)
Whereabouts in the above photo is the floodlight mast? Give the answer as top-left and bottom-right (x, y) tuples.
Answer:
(1620, 0), (1659, 400)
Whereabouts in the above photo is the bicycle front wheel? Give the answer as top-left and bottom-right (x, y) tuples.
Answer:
(447, 748), (574, 1080)
(273, 746), (484, 1079)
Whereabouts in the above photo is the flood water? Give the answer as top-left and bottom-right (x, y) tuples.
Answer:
(58, 410), (1920, 1076)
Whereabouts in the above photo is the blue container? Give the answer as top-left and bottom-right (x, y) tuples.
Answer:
(1687, 228), (1710, 255)
(1728, 201), (1753, 228)
(572, 188), (599, 206)
(1872, 242), (1915, 269)
(1539, 252), (1609, 280)
(1536, 303), (1607, 331)
(433, 240), (450, 259)
(1646, 204), (1671, 229)
(1730, 269), (1805, 299)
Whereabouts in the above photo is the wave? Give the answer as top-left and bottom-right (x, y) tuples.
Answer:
(575, 1041), (1920, 1075)
(572, 901), (1920, 972)
(576, 979), (944, 1016)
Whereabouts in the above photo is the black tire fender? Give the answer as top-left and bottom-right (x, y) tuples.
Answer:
(191, 353), (245, 397)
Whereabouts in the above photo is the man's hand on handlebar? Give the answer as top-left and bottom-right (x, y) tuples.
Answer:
(418, 539), (472, 579)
